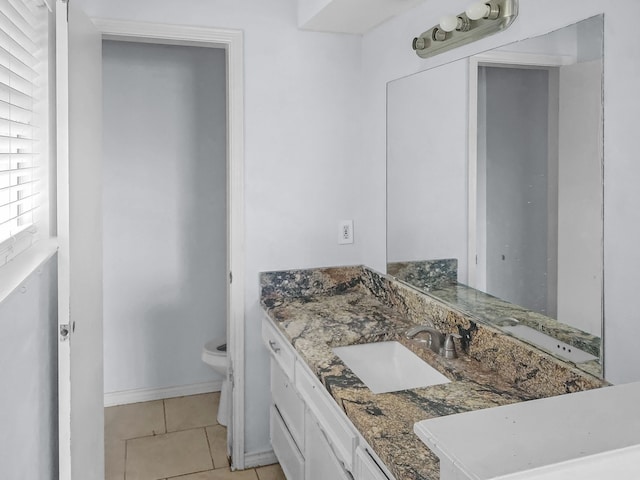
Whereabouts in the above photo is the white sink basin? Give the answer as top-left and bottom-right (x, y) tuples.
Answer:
(502, 325), (597, 364)
(333, 341), (450, 394)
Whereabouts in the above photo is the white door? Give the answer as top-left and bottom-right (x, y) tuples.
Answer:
(56, 0), (103, 478)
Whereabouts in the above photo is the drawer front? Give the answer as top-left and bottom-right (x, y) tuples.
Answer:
(354, 446), (394, 480)
(271, 360), (305, 450)
(295, 361), (357, 470)
(270, 405), (305, 480)
(262, 317), (295, 379)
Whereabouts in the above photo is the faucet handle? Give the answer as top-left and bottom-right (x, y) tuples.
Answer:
(443, 333), (462, 359)
(457, 321), (478, 353)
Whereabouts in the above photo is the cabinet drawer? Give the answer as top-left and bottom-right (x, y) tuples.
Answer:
(354, 446), (394, 480)
(270, 405), (305, 480)
(271, 359), (305, 450)
(295, 361), (357, 470)
(262, 317), (295, 379)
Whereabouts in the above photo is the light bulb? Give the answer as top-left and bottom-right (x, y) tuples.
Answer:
(439, 15), (459, 33)
(465, 1), (490, 20)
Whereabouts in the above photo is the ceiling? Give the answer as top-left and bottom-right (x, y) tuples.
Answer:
(299, 0), (428, 35)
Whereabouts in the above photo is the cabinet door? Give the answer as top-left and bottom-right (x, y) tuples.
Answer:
(305, 410), (352, 480)
(296, 361), (357, 470)
(354, 446), (393, 480)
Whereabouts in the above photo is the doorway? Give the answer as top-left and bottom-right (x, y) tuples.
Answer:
(102, 40), (227, 400)
(95, 20), (246, 470)
(468, 50), (604, 337)
(477, 65), (557, 316)
(56, 9), (245, 475)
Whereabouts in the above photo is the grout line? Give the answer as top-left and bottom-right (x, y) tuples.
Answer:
(112, 420), (218, 442)
(163, 398), (168, 434)
(204, 425), (217, 469)
(119, 431), (170, 442)
(164, 466), (221, 479)
(200, 426), (214, 471)
(123, 438), (128, 480)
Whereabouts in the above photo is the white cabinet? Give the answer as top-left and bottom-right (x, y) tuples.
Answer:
(295, 359), (357, 471)
(271, 361), (305, 450)
(262, 316), (395, 480)
(271, 405), (305, 480)
(262, 319), (296, 380)
(354, 446), (393, 480)
(305, 410), (352, 480)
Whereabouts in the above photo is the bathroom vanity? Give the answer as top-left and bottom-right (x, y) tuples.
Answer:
(260, 265), (606, 480)
(263, 316), (393, 480)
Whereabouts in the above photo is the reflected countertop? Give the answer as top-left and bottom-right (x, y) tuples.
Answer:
(388, 259), (602, 378)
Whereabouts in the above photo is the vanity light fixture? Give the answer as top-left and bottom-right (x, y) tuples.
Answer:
(412, 0), (518, 59)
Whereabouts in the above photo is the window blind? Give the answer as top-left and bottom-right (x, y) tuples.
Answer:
(0, 0), (48, 264)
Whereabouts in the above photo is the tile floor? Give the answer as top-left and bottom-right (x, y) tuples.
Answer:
(105, 392), (285, 480)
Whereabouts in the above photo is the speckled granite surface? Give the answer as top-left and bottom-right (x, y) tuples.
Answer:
(387, 259), (602, 377)
(260, 265), (607, 480)
(387, 259), (458, 291)
(427, 283), (601, 356)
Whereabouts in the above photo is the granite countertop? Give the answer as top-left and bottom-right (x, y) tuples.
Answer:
(414, 382), (640, 480)
(388, 259), (602, 378)
(260, 267), (598, 480)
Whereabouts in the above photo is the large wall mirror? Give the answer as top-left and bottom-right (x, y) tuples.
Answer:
(387, 15), (604, 377)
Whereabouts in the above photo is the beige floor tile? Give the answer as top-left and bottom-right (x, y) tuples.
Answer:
(205, 425), (229, 469)
(255, 464), (286, 480)
(105, 438), (126, 480)
(168, 468), (259, 479)
(165, 393), (219, 432)
(105, 400), (166, 440)
(126, 428), (213, 480)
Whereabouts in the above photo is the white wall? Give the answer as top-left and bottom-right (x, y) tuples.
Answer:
(298, 0), (331, 26)
(0, 9), (60, 479)
(362, 0), (640, 384)
(0, 255), (58, 479)
(102, 41), (227, 395)
(83, 0), (364, 456)
(557, 59), (603, 337)
(79, 0), (640, 461)
(386, 60), (468, 277)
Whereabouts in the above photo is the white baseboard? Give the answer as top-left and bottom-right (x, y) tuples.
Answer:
(104, 380), (223, 407)
(241, 449), (278, 469)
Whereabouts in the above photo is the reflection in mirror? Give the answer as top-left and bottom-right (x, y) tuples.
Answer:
(387, 16), (604, 377)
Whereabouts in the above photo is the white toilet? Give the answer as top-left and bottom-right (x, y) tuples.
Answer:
(202, 337), (230, 426)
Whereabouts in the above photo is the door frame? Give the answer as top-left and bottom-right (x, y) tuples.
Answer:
(467, 51), (573, 288)
(56, 1), (104, 477)
(92, 18), (246, 469)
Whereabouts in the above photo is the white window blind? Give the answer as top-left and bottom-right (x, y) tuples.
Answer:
(0, 0), (48, 265)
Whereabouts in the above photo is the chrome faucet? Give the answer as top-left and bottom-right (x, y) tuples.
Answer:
(405, 325), (461, 359)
